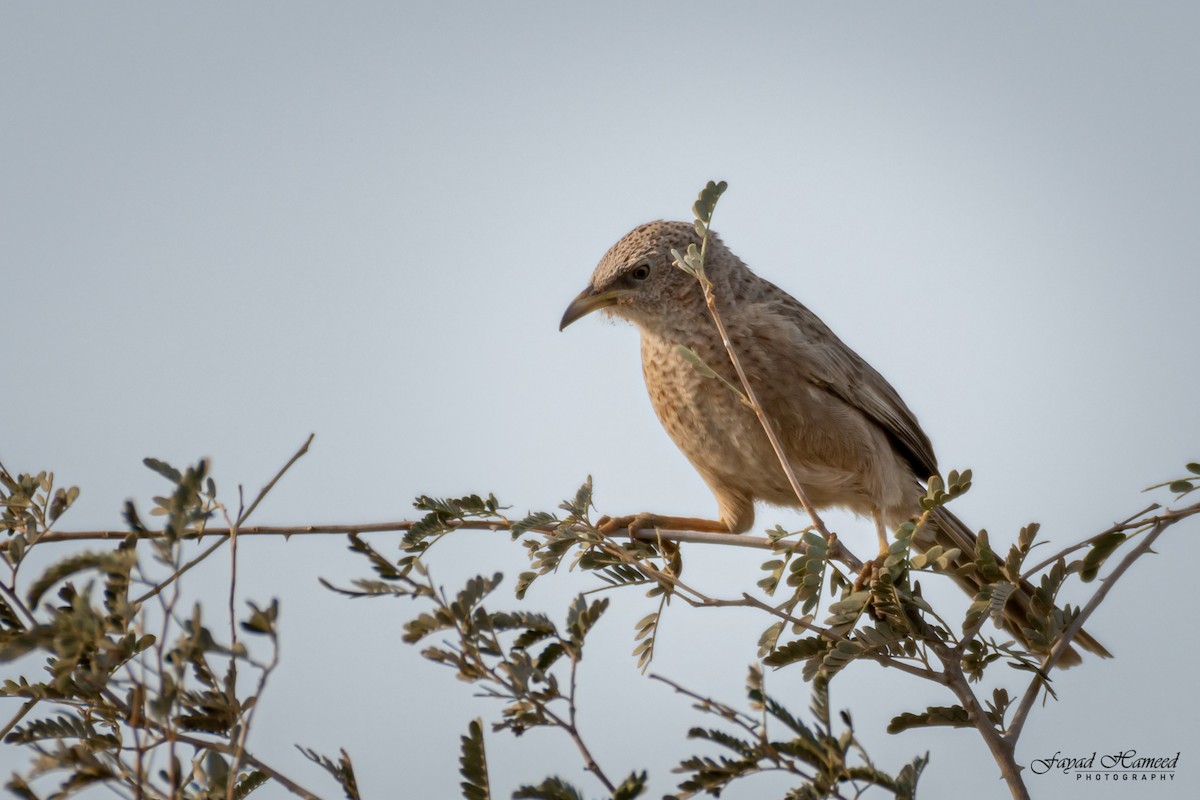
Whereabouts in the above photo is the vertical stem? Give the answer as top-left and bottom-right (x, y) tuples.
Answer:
(566, 653), (616, 793)
(700, 282), (832, 542)
(226, 515), (241, 800)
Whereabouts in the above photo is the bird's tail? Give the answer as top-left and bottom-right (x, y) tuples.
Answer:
(921, 506), (1112, 668)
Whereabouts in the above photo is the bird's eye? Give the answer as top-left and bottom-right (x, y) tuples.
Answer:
(630, 263), (652, 281)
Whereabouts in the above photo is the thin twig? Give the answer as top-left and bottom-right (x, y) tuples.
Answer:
(237, 434), (314, 527)
(565, 650), (615, 793)
(1, 522), (759, 548)
(0, 581), (37, 628)
(684, 200), (834, 547)
(649, 673), (762, 735)
(697, 281), (832, 542)
(222, 505), (242, 800)
(0, 699), (38, 740)
(1019, 502), (1162, 580)
(132, 536), (227, 606)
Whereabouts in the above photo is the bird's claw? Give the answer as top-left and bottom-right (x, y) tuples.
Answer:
(597, 513), (661, 534)
(853, 557), (883, 594)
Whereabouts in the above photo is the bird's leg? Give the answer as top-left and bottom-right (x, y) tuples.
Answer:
(596, 513), (730, 534)
(855, 509), (892, 589)
(872, 509), (890, 557)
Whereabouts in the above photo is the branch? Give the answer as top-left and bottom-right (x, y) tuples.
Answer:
(563, 652), (615, 793)
(132, 535), (227, 606)
(1006, 514), (1176, 743)
(1019, 502), (1165, 580)
(1, 521), (441, 547)
(0, 699), (38, 741)
(10, 521), (780, 551)
(936, 646), (1030, 800)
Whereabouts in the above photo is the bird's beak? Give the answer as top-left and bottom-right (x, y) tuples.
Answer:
(559, 286), (621, 331)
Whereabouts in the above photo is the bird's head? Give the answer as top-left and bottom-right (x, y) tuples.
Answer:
(560, 220), (720, 333)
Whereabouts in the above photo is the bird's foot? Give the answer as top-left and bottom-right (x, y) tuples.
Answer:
(597, 513), (663, 534)
(852, 557), (894, 622)
(596, 513), (730, 535)
(853, 557), (883, 594)
(595, 513), (683, 575)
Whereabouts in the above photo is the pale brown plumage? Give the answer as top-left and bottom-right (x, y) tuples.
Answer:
(561, 220), (1110, 666)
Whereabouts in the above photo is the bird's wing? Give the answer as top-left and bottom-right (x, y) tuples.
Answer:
(760, 289), (940, 480)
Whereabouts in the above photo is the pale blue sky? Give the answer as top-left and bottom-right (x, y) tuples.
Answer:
(3, 3), (1198, 798)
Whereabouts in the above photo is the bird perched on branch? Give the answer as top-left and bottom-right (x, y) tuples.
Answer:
(560, 219), (1109, 666)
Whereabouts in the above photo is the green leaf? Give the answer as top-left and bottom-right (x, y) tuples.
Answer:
(346, 534), (406, 581)
(820, 639), (864, 676)
(459, 719), (490, 800)
(451, 573), (504, 620)
(6, 775), (38, 800)
(26, 550), (136, 609)
(633, 611), (660, 671)
(559, 478), (593, 520)
(142, 457), (182, 484)
(514, 571), (538, 600)
(7, 534), (25, 564)
(511, 511), (557, 538)
(240, 599), (279, 636)
(612, 771), (648, 800)
(827, 591), (871, 615)
(566, 595), (609, 650)
(47, 485), (80, 524)
(535, 641), (566, 672)
(1081, 531), (1126, 582)
(1017, 522), (1040, 551)
(687, 727), (756, 759)
(756, 621), (784, 659)
(763, 636), (829, 668)
(1186, 462), (1200, 475)
(513, 776), (584, 800)
(986, 582), (1016, 624)
(491, 610), (556, 641)
(1168, 479), (1194, 493)
(676, 345), (719, 379)
(297, 747), (361, 800)
(122, 499), (149, 534)
(234, 771), (268, 799)
(669, 247), (692, 276)
(5, 714), (119, 747)
(403, 610), (454, 644)
(691, 180), (728, 225)
(887, 705), (971, 734)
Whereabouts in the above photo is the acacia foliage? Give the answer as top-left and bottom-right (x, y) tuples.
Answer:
(2, 452), (1198, 798)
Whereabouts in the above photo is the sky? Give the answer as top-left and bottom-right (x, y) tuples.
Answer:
(2, 2), (1199, 798)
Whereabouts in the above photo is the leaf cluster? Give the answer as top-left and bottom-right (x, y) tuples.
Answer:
(2, 455), (355, 800)
(670, 668), (926, 800)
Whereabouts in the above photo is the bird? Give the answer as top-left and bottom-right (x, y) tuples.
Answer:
(559, 219), (1110, 666)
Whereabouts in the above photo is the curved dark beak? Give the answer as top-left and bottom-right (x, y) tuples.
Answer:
(559, 286), (620, 331)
